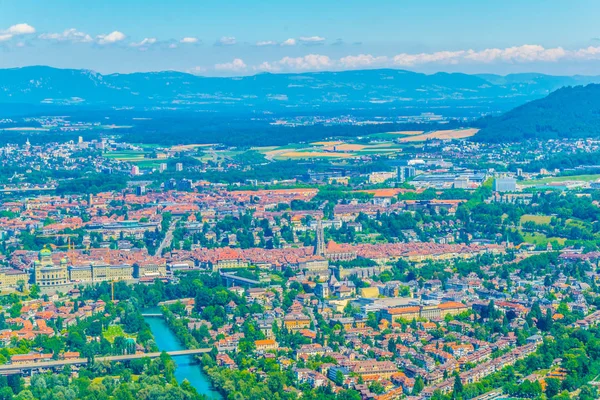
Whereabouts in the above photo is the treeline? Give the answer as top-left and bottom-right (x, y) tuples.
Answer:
(118, 115), (465, 147)
(56, 173), (128, 194)
(523, 151), (600, 173)
(0, 355), (206, 400)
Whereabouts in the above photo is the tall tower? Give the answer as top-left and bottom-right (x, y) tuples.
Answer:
(314, 220), (326, 256)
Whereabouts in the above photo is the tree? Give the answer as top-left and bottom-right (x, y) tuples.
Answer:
(366, 313), (379, 330)
(453, 373), (463, 398)
(13, 390), (35, 400)
(337, 390), (362, 400)
(29, 284), (40, 298)
(545, 378), (561, 398)
(387, 337), (396, 353)
(0, 387), (13, 400)
(413, 376), (425, 394)
(334, 370), (345, 386)
(369, 381), (385, 394)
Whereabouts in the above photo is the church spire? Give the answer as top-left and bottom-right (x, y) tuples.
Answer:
(314, 219), (326, 256)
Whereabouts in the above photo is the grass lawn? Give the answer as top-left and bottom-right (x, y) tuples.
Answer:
(103, 151), (165, 167)
(565, 218), (587, 228)
(103, 151), (146, 161)
(102, 325), (135, 343)
(521, 174), (600, 186)
(273, 151), (355, 160)
(133, 160), (164, 168)
(520, 214), (553, 225)
(522, 232), (566, 247)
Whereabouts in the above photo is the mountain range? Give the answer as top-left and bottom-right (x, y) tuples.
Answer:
(1, 66), (600, 115)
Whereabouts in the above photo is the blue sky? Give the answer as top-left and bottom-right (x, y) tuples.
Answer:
(2, 0), (600, 76)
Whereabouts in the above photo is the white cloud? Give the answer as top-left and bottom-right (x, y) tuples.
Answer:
(393, 50), (465, 66)
(6, 24), (36, 35)
(281, 38), (296, 46)
(180, 37), (199, 44)
(216, 36), (236, 46)
(215, 58), (247, 72)
(298, 36), (326, 45)
(188, 66), (207, 75)
(465, 45), (566, 63)
(0, 23), (36, 42)
(340, 54), (388, 68)
(256, 40), (278, 47)
(130, 38), (157, 48)
(250, 44), (585, 74)
(255, 61), (281, 73)
(39, 29), (93, 43)
(387, 45), (572, 67)
(571, 46), (600, 60)
(258, 54), (332, 72)
(96, 31), (126, 45)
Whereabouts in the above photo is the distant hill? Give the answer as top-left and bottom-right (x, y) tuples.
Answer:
(1, 66), (600, 115)
(474, 84), (600, 142)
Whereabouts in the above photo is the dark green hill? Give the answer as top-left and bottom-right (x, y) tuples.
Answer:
(474, 84), (600, 142)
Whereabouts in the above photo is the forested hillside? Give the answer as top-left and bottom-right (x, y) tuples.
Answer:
(475, 84), (600, 142)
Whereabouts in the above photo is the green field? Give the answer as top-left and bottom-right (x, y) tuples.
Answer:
(521, 174), (600, 186)
(103, 150), (165, 167)
(520, 214), (553, 225)
(256, 140), (404, 161)
(102, 325), (135, 343)
(522, 232), (566, 247)
(103, 151), (146, 161)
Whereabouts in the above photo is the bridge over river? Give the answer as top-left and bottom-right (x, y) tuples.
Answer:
(0, 349), (212, 375)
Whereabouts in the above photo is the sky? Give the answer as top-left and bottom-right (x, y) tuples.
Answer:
(2, 0), (600, 76)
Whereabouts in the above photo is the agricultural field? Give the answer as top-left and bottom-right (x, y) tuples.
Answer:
(386, 130), (424, 136)
(169, 143), (214, 152)
(257, 140), (404, 160)
(103, 151), (147, 161)
(103, 150), (165, 168)
(2, 127), (50, 131)
(396, 128), (479, 142)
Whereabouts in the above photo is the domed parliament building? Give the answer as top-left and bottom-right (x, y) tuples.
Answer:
(33, 247), (69, 288)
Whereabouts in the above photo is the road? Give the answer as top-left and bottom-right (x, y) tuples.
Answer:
(155, 216), (179, 255)
(0, 348), (212, 375)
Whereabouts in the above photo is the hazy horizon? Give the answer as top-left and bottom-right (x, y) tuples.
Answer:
(4, 63), (600, 79)
(3, 0), (600, 76)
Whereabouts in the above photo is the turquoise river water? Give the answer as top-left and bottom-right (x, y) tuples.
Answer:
(143, 309), (222, 399)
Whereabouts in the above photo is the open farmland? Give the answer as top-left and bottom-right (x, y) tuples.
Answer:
(103, 151), (147, 161)
(259, 140), (404, 160)
(386, 130), (424, 135)
(397, 128), (479, 142)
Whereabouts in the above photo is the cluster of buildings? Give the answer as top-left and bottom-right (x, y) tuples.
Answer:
(181, 260), (598, 400)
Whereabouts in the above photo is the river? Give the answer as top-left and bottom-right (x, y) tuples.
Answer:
(143, 308), (222, 399)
